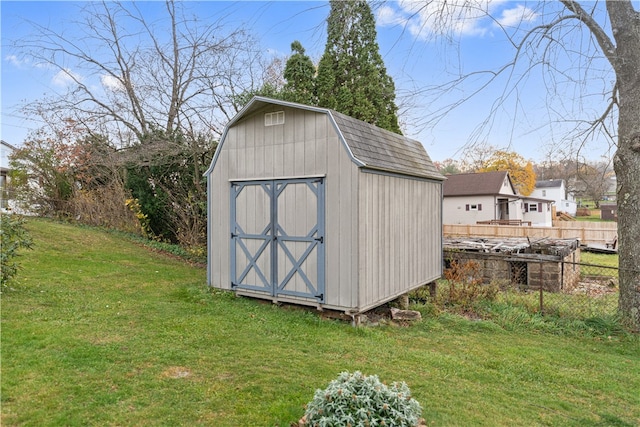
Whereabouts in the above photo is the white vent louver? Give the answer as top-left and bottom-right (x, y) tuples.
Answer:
(265, 111), (284, 126)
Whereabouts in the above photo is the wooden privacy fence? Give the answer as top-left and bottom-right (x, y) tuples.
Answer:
(444, 222), (617, 245)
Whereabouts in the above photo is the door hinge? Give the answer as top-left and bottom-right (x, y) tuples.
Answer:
(316, 293), (324, 300)
(315, 236), (324, 244)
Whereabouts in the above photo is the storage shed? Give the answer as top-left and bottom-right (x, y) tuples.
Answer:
(205, 97), (444, 315)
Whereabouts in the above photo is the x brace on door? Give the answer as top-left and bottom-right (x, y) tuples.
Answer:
(230, 178), (325, 302)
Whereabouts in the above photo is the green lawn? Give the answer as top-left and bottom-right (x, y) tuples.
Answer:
(2, 219), (639, 426)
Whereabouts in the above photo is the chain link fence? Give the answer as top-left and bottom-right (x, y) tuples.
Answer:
(503, 260), (619, 319)
(429, 254), (625, 320)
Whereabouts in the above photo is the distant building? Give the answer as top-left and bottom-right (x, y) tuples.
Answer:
(443, 171), (554, 227)
(600, 203), (617, 221)
(532, 179), (577, 217)
(0, 140), (17, 212)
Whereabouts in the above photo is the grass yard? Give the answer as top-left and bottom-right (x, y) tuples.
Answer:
(2, 219), (639, 426)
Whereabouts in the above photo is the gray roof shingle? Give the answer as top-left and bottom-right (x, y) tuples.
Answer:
(329, 110), (443, 180)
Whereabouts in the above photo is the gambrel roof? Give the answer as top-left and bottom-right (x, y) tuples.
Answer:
(206, 97), (444, 181)
(443, 171), (516, 196)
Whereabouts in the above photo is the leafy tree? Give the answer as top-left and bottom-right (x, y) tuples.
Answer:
(282, 41), (316, 105)
(316, 0), (401, 134)
(479, 151), (537, 196)
(123, 129), (216, 247)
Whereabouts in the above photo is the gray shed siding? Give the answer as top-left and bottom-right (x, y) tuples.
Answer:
(208, 104), (359, 309)
(358, 171), (442, 311)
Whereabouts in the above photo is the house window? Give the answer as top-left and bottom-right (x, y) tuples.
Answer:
(264, 111), (284, 126)
(528, 203), (538, 212)
(465, 204), (482, 211)
(542, 190), (546, 197)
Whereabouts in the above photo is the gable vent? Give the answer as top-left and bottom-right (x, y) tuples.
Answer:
(265, 111), (284, 126)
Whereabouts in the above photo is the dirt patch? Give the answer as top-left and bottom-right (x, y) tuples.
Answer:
(161, 366), (192, 379)
(571, 278), (617, 297)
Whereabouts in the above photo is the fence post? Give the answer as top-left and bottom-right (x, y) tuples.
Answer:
(539, 262), (544, 315)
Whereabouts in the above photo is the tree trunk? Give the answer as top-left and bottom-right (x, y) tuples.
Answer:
(608, 1), (640, 329)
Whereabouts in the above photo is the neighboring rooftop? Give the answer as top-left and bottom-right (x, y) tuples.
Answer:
(535, 179), (564, 188)
(443, 171), (512, 196)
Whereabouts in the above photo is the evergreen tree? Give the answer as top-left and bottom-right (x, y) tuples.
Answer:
(283, 41), (316, 105)
(316, 0), (401, 134)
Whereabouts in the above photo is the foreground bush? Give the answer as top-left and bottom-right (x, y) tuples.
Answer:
(301, 371), (423, 427)
(0, 214), (33, 286)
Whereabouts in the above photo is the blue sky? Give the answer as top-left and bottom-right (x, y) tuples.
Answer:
(1, 1), (619, 163)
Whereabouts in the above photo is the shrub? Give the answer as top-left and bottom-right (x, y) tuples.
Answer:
(301, 371), (423, 427)
(441, 259), (498, 311)
(0, 214), (33, 286)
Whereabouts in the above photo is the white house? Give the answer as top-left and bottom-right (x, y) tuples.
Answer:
(532, 179), (577, 216)
(443, 171), (554, 227)
(0, 140), (17, 212)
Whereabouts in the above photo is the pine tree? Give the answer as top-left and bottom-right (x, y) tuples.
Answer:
(316, 0), (401, 134)
(283, 41), (316, 105)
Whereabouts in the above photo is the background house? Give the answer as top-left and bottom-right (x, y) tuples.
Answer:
(0, 140), (17, 212)
(205, 97), (444, 315)
(521, 195), (554, 227)
(443, 171), (523, 224)
(443, 171), (553, 226)
(532, 179), (577, 216)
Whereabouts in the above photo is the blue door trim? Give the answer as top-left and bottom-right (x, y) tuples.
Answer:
(230, 178), (325, 302)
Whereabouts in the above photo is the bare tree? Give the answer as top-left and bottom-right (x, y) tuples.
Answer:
(14, 0), (261, 144)
(399, 1), (639, 328)
(11, 0), (270, 248)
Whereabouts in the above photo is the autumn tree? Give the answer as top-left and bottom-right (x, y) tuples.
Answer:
(9, 115), (140, 231)
(402, 1), (640, 328)
(9, 132), (75, 217)
(479, 150), (536, 196)
(316, 0), (401, 134)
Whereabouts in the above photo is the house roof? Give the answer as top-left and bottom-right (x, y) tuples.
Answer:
(206, 97), (444, 181)
(535, 179), (564, 188)
(443, 171), (514, 196)
(0, 140), (17, 150)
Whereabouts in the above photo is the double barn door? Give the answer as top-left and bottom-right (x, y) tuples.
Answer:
(230, 178), (325, 302)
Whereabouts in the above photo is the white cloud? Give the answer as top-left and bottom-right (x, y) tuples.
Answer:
(5, 54), (25, 67)
(101, 74), (124, 92)
(52, 68), (82, 87)
(378, 0), (536, 39)
(497, 5), (538, 27)
(5, 55), (54, 70)
(377, 5), (407, 27)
